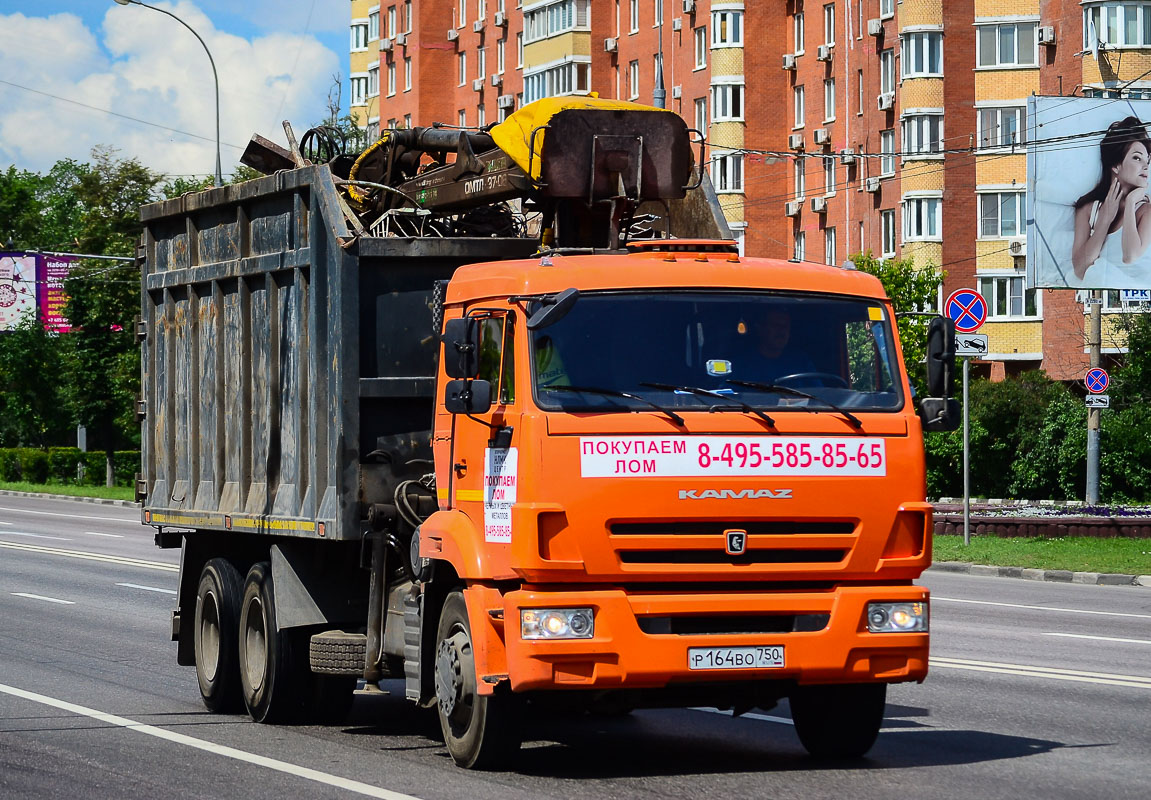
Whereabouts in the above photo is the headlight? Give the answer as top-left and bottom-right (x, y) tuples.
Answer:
(521, 608), (595, 640)
(866, 602), (927, 633)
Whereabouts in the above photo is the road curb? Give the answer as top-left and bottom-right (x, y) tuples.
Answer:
(0, 490), (139, 509)
(929, 560), (1150, 588)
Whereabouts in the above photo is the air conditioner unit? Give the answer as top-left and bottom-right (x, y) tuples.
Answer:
(447, 28), (459, 41)
(785, 200), (802, 217)
(813, 127), (831, 145)
(380, 37), (393, 51)
(604, 37), (618, 53)
(497, 94), (515, 109)
(868, 18), (883, 37)
(491, 73), (503, 86)
(473, 19), (485, 33)
(1038, 25), (1056, 45)
(788, 133), (805, 150)
(877, 91), (895, 110)
(817, 44), (832, 61)
(472, 78), (484, 91)
(811, 197), (828, 214)
(1010, 238), (1028, 257)
(782, 53), (797, 70)
(840, 148), (856, 165)
(864, 176), (881, 193)
(673, 17), (682, 31)
(683, 0), (696, 13)
(672, 85), (682, 99)
(494, 11), (508, 27)
(394, 33), (408, 46)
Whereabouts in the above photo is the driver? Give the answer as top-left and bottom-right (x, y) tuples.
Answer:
(746, 308), (816, 381)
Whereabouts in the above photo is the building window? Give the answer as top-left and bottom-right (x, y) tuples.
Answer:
(901, 31), (943, 77)
(629, 0), (639, 33)
(881, 209), (896, 256)
(903, 196), (942, 241)
(695, 26), (708, 68)
(387, 6), (396, 37)
(857, 69), (864, 115)
(497, 39), (506, 73)
(1083, 5), (1151, 48)
(712, 82), (745, 121)
(628, 60), (640, 99)
(694, 98), (707, 134)
(978, 22), (1037, 67)
(824, 78), (836, 121)
(368, 64), (380, 97)
(825, 227), (837, 265)
(880, 0), (895, 19)
(459, 109), (467, 127)
(404, 0), (412, 32)
(479, 46), (487, 79)
(654, 0), (664, 26)
(458, 52), (467, 85)
(654, 52), (663, 86)
(386, 62), (396, 96)
(880, 129), (895, 176)
(901, 113), (943, 156)
(795, 158), (806, 199)
(980, 275), (1039, 318)
(794, 12), (805, 54)
(350, 75), (368, 106)
(823, 156), (836, 195)
(478, 0), (486, 20)
(979, 106), (1027, 149)
(477, 104), (486, 127)
(712, 152), (744, 192)
(517, 33), (524, 67)
(404, 114), (412, 128)
(524, 59), (592, 103)
(369, 9), (380, 40)
(712, 10), (743, 47)
(823, 3), (835, 46)
(880, 48), (895, 94)
(404, 57), (412, 91)
(350, 22), (369, 50)
(794, 231), (806, 261)
(794, 85), (805, 127)
(979, 191), (1026, 238)
(524, 0), (591, 44)
(458, 0), (467, 26)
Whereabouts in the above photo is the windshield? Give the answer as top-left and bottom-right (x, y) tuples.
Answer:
(531, 292), (904, 414)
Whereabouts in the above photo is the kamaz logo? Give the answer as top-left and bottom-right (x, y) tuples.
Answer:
(678, 488), (793, 500)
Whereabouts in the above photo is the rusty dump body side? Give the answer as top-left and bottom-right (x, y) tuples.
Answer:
(139, 166), (536, 542)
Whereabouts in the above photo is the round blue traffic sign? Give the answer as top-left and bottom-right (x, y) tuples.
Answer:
(1085, 368), (1109, 394)
(945, 289), (987, 333)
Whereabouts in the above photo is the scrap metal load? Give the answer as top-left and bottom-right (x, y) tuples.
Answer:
(241, 97), (720, 249)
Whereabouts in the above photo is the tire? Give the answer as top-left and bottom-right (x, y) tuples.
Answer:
(238, 562), (302, 723)
(434, 591), (522, 769)
(193, 558), (244, 713)
(790, 683), (887, 759)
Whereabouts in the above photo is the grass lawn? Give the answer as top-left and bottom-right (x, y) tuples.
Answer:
(935, 534), (1151, 575)
(0, 481), (135, 502)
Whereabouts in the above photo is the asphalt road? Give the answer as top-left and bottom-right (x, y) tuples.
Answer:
(1, 494), (1149, 799)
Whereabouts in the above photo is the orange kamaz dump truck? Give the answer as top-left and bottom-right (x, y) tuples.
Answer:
(139, 98), (958, 769)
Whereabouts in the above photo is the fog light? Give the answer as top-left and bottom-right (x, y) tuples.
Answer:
(521, 607), (595, 640)
(866, 602), (927, 633)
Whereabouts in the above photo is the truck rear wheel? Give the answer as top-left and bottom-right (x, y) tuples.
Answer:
(238, 562), (300, 723)
(194, 558), (243, 712)
(434, 591), (521, 769)
(790, 683), (887, 759)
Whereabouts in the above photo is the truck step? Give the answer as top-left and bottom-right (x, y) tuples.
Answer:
(402, 589), (422, 701)
(309, 630), (367, 675)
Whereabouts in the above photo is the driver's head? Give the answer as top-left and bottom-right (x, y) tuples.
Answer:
(754, 308), (792, 358)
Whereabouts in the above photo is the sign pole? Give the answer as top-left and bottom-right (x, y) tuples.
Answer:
(963, 356), (970, 546)
(1086, 291), (1102, 505)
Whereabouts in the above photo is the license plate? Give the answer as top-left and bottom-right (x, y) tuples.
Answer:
(688, 645), (785, 670)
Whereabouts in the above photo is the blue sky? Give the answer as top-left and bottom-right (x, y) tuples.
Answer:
(0, 1), (349, 178)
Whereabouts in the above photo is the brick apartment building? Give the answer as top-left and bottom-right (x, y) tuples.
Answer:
(348, 0), (1145, 381)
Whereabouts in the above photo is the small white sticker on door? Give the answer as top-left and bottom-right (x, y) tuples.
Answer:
(483, 447), (517, 543)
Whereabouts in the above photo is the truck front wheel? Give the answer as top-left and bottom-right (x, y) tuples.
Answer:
(194, 558), (243, 712)
(790, 683), (886, 759)
(434, 591), (521, 768)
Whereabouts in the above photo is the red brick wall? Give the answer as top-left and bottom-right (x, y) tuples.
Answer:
(940, 0), (977, 298)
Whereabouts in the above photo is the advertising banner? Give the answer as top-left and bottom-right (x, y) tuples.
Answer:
(38, 254), (75, 333)
(0, 252), (39, 330)
(1029, 95), (1151, 288)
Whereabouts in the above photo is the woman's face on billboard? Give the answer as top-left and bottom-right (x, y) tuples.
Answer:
(1114, 141), (1150, 189)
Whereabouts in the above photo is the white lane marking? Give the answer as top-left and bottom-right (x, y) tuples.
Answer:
(0, 531), (71, 541)
(932, 596), (1151, 621)
(0, 505), (137, 523)
(11, 593), (75, 605)
(83, 531), (124, 539)
(0, 521), (11, 525)
(116, 583), (177, 595)
(1044, 632), (1151, 646)
(0, 542), (177, 572)
(931, 657), (1151, 689)
(0, 682), (423, 800)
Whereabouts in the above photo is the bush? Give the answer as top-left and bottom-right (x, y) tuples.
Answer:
(48, 447), (84, 483)
(17, 449), (49, 484)
(0, 449), (20, 482)
(0, 447), (139, 487)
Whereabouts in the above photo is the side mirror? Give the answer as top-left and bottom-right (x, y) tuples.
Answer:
(444, 379), (492, 415)
(442, 318), (480, 378)
(925, 316), (955, 398)
(919, 397), (961, 432)
(527, 287), (580, 330)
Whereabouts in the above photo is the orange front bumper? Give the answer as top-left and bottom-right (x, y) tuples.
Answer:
(500, 584), (929, 692)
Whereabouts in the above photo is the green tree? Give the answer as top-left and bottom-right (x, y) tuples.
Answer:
(0, 159), (89, 251)
(0, 311), (69, 447)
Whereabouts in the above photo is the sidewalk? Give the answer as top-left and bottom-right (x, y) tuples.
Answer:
(929, 560), (1151, 588)
(0, 489), (138, 509)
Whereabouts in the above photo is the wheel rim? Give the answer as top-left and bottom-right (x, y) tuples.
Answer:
(244, 594), (268, 693)
(197, 589), (221, 683)
(435, 627), (474, 729)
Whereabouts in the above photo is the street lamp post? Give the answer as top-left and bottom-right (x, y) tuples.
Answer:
(113, 0), (223, 187)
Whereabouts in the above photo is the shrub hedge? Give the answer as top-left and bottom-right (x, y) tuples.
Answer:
(0, 448), (139, 487)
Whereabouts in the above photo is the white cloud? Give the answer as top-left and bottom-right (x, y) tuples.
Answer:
(0, 2), (340, 179)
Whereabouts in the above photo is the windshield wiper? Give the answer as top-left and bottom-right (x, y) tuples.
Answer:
(639, 382), (776, 428)
(725, 379), (863, 429)
(540, 385), (685, 427)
